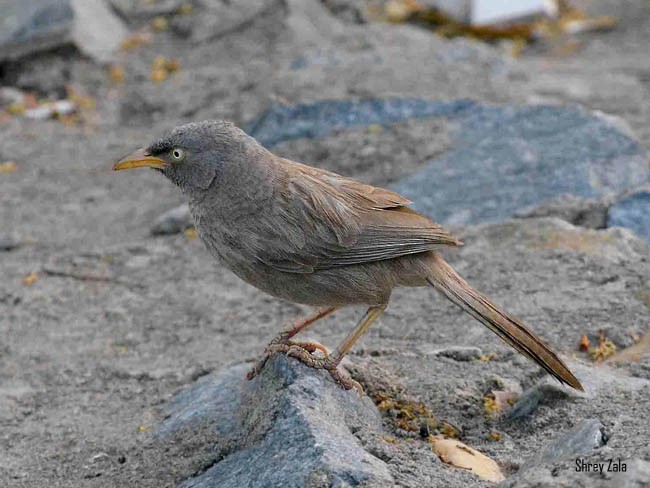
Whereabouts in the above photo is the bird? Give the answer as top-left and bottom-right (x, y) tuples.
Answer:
(113, 120), (583, 393)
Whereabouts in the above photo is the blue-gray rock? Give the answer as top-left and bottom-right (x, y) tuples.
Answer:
(0, 0), (73, 61)
(506, 382), (572, 421)
(246, 98), (475, 148)
(394, 105), (648, 225)
(109, 0), (187, 20)
(423, 345), (483, 361)
(159, 355), (393, 487)
(0, 236), (20, 252)
(150, 204), (191, 235)
(608, 189), (650, 243)
(248, 99), (648, 228)
(520, 419), (606, 471)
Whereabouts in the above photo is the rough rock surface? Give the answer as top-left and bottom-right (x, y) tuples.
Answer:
(160, 355), (393, 487)
(0, 0), (73, 61)
(608, 188), (650, 243)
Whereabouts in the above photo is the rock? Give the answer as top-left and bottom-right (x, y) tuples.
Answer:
(248, 100), (648, 230)
(187, 0), (285, 43)
(0, 0), (73, 62)
(0, 87), (25, 107)
(503, 457), (650, 488)
(109, 0), (187, 21)
(0, 0), (126, 64)
(608, 188), (650, 243)
(616, 459), (650, 487)
(515, 194), (610, 229)
(506, 381), (573, 420)
(394, 104), (648, 225)
(150, 204), (191, 235)
(9, 54), (71, 98)
(520, 419), (606, 471)
(246, 98), (475, 148)
(159, 355), (394, 487)
(69, 0), (128, 64)
(423, 346), (483, 362)
(0, 236), (20, 252)
(320, 0), (367, 24)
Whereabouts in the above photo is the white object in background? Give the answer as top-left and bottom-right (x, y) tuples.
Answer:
(471, 0), (557, 26)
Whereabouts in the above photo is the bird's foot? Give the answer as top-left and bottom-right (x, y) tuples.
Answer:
(283, 345), (364, 395)
(245, 336), (329, 381)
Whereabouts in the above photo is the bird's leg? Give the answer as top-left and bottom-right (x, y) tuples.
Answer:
(246, 306), (337, 380)
(285, 305), (386, 394)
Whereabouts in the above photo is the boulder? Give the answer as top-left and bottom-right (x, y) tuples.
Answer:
(158, 355), (394, 487)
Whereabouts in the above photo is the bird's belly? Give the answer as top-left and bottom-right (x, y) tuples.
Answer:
(192, 214), (395, 306)
(233, 261), (392, 307)
(209, 245), (392, 306)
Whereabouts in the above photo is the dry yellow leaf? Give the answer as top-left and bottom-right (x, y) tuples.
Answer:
(488, 432), (502, 441)
(108, 64), (125, 84)
(185, 228), (198, 239)
(589, 330), (616, 362)
(151, 68), (168, 82)
(152, 16), (168, 32)
(605, 330), (650, 364)
(429, 435), (505, 482)
(6, 103), (25, 115)
(23, 272), (39, 286)
(0, 161), (17, 174)
(120, 32), (152, 52)
(179, 4), (192, 15)
(384, 0), (421, 23)
(150, 57), (181, 82)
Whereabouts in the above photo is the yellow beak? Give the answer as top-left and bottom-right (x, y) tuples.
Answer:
(113, 148), (166, 171)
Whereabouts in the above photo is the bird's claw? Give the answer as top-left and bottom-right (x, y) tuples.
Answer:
(246, 342), (363, 395)
(246, 338), (328, 381)
(285, 345), (364, 395)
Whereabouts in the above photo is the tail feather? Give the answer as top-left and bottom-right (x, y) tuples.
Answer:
(425, 254), (583, 391)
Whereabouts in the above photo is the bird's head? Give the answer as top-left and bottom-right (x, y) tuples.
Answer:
(113, 120), (253, 194)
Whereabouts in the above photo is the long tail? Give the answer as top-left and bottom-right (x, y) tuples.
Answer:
(424, 253), (583, 391)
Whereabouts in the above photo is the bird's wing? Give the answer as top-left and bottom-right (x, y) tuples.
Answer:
(250, 159), (461, 273)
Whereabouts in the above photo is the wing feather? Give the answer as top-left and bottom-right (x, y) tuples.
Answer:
(254, 159), (461, 273)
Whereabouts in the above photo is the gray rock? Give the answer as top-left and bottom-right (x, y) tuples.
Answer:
(615, 459), (650, 487)
(0, 0), (73, 62)
(608, 188), (650, 243)
(0, 236), (20, 252)
(515, 194), (610, 229)
(520, 419), (606, 471)
(9, 54), (71, 98)
(188, 0), (285, 43)
(424, 346), (483, 362)
(394, 104), (649, 225)
(159, 355), (393, 487)
(248, 99), (648, 231)
(150, 204), (191, 235)
(0, 0), (125, 65)
(0, 87), (24, 107)
(502, 458), (650, 488)
(506, 381), (573, 420)
(246, 98), (474, 148)
(109, 0), (187, 21)
(69, 0), (128, 64)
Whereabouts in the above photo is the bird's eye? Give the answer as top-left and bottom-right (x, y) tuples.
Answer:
(170, 148), (185, 162)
